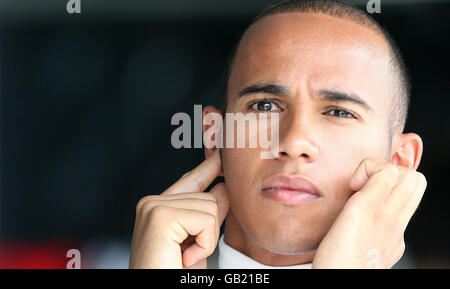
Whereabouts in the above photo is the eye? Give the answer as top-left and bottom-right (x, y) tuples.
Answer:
(326, 108), (357, 119)
(250, 100), (281, 112)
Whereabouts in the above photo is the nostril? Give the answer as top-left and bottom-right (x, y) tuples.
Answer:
(276, 151), (310, 160)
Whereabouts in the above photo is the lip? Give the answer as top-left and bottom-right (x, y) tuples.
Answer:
(261, 174), (322, 205)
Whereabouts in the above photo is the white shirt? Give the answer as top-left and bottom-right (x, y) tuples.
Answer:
(217, 234), (312, 269)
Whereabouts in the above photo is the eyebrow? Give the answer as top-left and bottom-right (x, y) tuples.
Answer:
(238, 84), (289, 97)
(317, 89), (373, 112)
(237, 83), (373, 112)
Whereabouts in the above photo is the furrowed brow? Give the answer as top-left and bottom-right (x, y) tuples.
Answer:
(238, 84), (290, 98)
(318, 89), (373, 112)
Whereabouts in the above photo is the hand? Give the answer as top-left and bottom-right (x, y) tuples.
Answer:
(312, 158), (427, 268)
(129, 150), (230, 269)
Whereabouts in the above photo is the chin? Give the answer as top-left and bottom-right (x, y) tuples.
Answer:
(249, 218), (322, 255)
(253, 232), (319, 256)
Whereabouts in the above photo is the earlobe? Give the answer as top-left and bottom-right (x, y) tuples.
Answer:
(390, 133), (423, 170)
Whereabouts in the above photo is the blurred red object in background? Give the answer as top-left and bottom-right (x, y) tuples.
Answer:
(0, 240), (82, 269)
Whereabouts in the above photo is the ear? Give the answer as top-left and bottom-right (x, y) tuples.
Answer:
(389, 132), (423, 170)
(202, 105), (224, 175)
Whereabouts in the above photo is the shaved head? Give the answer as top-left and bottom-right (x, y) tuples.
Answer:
(222, 0), (410, 137)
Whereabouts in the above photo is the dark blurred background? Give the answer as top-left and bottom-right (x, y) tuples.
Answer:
(0, 0), (449, 268)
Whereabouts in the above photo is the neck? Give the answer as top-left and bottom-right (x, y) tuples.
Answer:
(223, 211), (315, 266)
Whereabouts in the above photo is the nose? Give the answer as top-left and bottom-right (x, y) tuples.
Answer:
(274, 112), (319, 162)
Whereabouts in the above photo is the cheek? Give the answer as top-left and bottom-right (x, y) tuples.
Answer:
(319, 131), (387, 202)
(221, 147), (262, 202)
(220, 117), (269, 183)
(222, 148), (260, 181)
(323, 117), (388, 162)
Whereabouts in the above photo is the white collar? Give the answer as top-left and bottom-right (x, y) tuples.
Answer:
(217, 234), (312, 269)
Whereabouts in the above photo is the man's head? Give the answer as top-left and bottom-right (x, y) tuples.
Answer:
(222, 0), (410, 139)
(203, 0), (422, 265)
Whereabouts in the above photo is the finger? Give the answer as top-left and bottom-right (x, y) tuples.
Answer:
(209, 182), (230, 226)
(164, 207), (218, 267)
(138, 192), (216, 208)
(399, 172), (427, 230)
(177, 215), (218, 268)
(384, 169), (420, 217)
(350, 158), (398, 192)
(350, 158), (400, 204)
(164, 150), (221, 195)
(140, 198), (219, 220)
(136, 192), (217, 214)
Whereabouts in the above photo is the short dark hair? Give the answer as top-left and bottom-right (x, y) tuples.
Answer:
(221, 0), (410, 136)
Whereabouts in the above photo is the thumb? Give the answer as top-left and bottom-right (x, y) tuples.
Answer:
(209, 182), (230, 225)
(349, 158), (385, 192)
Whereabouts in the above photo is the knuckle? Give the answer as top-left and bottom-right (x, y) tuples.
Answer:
(201, 199), (218, 216)
(363, 158), (385, 172)
(148, 205), (170, 220)
(141, 200), (159, 214)
(181, 170), (208, 191)
(204, 213), (216, 226)
(205, 193), (218, 202)
(362, 157), (374, 166)
(194, 192), (216, 201)
(361, 158), (374, 171)
(209, 200), (219, 217)
(146, 205), (175, 232)
(136, 195), (155, 212)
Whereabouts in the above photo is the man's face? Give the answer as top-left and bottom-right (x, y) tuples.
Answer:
(221, 13), (393, 255)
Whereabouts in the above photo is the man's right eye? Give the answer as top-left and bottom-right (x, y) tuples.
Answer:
(250, 100), (281, 112)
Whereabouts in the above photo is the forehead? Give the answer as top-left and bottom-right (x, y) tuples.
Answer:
(229, 12), (392, 109)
